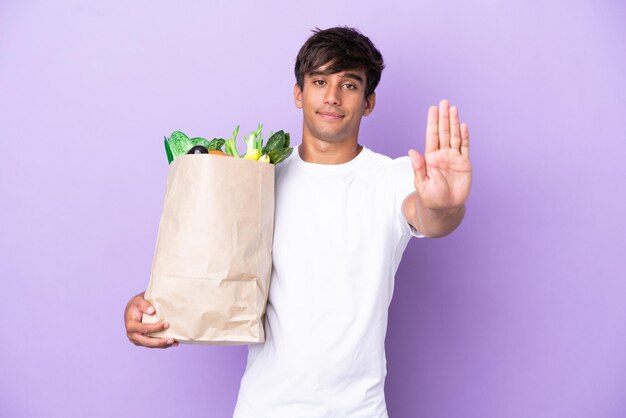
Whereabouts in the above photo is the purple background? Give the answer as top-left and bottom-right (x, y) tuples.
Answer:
(1, 0), (625, 417)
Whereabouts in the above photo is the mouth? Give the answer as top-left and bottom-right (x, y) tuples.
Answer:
(317, 111), (345, 120)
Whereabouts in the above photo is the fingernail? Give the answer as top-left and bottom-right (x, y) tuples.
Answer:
(146, 307), (154, 314)
(167, 339), (174, 344)
(164, 322), (170, 329)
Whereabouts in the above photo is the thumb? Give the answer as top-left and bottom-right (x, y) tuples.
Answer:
(408, 149), (427, 186)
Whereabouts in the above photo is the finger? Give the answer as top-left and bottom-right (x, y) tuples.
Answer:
(425, 106), (438, 153)
(130, 333), (178, 349)
(136, 296), (156, 315)
(460, 123), (470, 158)
(408, 149), (427, 185)
(438, 99), (451, 149)
(127, 319), (170, 335)
(450, 106), (461, 152)
(129, 306), (150, 323)
(127, 297), (155, 322)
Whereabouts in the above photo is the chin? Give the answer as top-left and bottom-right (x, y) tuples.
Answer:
(312, 131), (346, 143)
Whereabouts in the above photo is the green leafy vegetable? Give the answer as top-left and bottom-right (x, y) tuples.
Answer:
(168, 131), (194, 158)
(268, 147), (293, 164)
(190, 137), (210, 148)
(207, 138), (226, 151)
(164, 136), (174, 164)
(263, 131), (286, 154)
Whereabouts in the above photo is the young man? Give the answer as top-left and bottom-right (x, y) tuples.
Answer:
(125, 27), (472, 417)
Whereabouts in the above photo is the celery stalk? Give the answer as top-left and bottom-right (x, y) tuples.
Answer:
(224, 125), (241, 157)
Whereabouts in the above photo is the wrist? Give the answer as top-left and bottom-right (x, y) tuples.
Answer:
(426, 204), (465, 218)
(417, 203), (465, 238)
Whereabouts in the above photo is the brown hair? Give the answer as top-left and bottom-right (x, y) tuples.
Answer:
(294, 26), (385, 98)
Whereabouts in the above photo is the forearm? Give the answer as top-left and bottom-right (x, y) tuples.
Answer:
(403, 191), (465, 238)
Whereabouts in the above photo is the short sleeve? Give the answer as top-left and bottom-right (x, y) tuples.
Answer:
(381, 156), (426, 239)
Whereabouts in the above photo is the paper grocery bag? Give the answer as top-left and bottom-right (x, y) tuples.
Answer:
(141, 154), (275, 344)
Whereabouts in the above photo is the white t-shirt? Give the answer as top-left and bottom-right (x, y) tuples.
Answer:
(233, 146), (424, 418)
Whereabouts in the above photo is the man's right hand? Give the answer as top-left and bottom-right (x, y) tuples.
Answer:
(125, 292), (179, 348)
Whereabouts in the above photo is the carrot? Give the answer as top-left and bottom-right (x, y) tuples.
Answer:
(208, 150), (229, 156)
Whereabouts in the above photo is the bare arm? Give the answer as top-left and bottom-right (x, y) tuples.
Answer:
(402, 191), (465, 238)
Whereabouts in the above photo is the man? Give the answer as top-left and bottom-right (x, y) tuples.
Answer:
(125, 26), (472, 417)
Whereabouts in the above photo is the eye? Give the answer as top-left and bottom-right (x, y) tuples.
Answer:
(313, 80), (325, 86)
(343, 83), (357, 90)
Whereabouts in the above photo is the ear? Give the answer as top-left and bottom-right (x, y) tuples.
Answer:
(363, 92), (376, 116)
(294, 83), (303, 109)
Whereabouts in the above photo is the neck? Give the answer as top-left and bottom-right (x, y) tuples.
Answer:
(298, 139), (363, 165)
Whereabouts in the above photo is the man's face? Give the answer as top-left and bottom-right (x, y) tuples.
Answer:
(294, 65), (376, 145)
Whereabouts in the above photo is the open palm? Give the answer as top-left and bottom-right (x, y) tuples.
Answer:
(408, 100), (472, 211)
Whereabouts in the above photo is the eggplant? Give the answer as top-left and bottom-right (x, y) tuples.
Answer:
(187, 145), (208, 154)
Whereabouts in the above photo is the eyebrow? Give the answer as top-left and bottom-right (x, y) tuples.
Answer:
(308, 71), (364, 84)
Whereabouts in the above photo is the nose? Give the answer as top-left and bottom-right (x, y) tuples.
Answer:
(324, 84), (341, 106)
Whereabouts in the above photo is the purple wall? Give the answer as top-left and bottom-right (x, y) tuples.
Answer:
(1, 1), (625, 417)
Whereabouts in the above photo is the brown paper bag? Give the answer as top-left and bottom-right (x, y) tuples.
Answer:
(141, 154), (275, 344)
